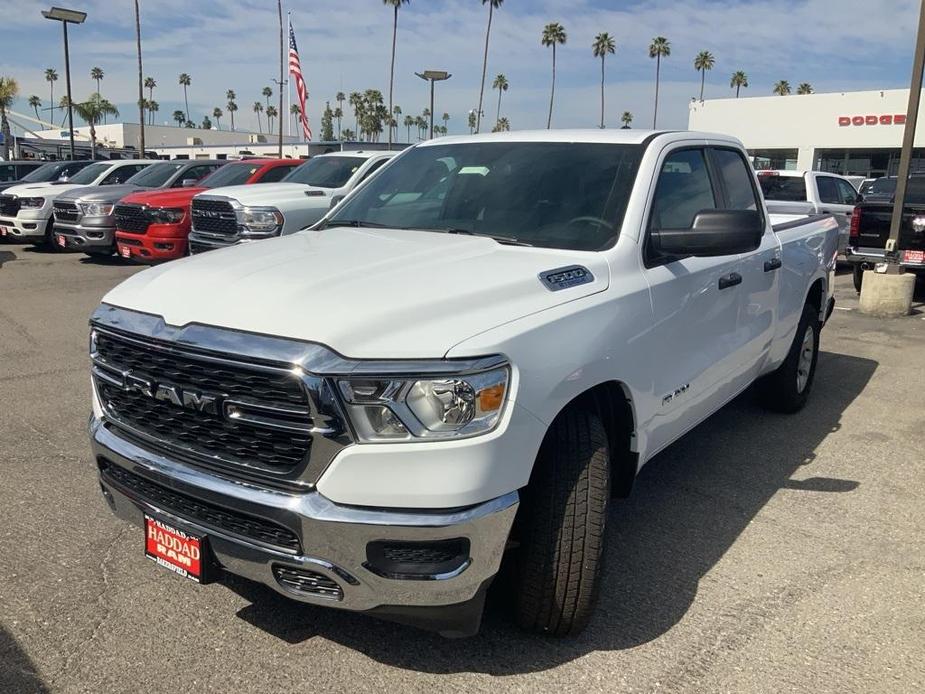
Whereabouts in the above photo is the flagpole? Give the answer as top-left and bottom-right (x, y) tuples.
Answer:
(287, 11), (292, 140)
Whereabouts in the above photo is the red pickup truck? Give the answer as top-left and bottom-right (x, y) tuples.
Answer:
(114, 158), (300, 262)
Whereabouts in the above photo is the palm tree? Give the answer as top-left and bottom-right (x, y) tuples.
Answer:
(262, 86), (273, 112)
(693, 50), (715, 102)
(28, 95), (42, 119)
(730, 70), (748, 98)
(592, 33), (616, 128)
(253, 101), (264, 133)
(383, 0), (410, 149)
(0, 77), (18, 161)
(134, 0), (145, 157)
(797, 82), (814, 95)
(226, 90), (237, 130)
(266, 105), (278, 134)
(44, 68), (58, 124)
(476, 0), (504, 133)
(73, 94), (118, 159)
(201, 115), (212, 130)
(213, 107), (223, 129)
(392, 105), (402, 141)
(620, 111), (633, 128)
(290, 104), (301, 136)
(58, 96), (71, 127)
(773, 80), (792, 96)
(90, 66), (104, 93)
(468, 110), (477, 134)
(336, 91), (346, 133)
(492, 117), (510, 132)
(492, 73), (509, 123)
(414, 115), (427, 140)
(541, 22), (567, 129)
(178, 73), (191, 120)
(342, 128), (356, 141)
(403, 114), (414, 142)
(148, 100), (159, 125)
(333, 106), (343, 139)
(144, 76), (156, 102)
(172, 109), (185, 126)
(649, 36), (670, 128)
(349, 91), (362, 138)
(442, 111), (450, 133)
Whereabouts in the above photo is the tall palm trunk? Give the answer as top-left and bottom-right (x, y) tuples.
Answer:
(547, 44), (556, 129)
(49, 84), (54, 126)
(496, 87), (503, 123)
(600, 55), (606, 128)
(699, 69), (705, 102)
(89, 122), (97, 160)
(476, 3), (494, 133)
(183, 86), (189, 122)
(1, 109), (11, 161)
(736, 84), (741, 98)
(387, 6), (397, 150)
(135, 0), (145, 157)
(653, 55), (660, 128)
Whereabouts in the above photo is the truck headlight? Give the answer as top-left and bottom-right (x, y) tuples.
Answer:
(337, 365), (509, 442)
(19, 197), (45, 208)
(148, 207), (184, 224)
(237, 206), (283, 235)
(79, 202), (114, 216)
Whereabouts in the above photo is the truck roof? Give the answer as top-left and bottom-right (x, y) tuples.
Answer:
(416, 129), (736, 147)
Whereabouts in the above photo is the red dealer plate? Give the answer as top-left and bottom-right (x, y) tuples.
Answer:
(56, 234), (66, 248)
(120, 246), (131, 258)
(144, 514), (206, 583)
(903, 250), (925, 264)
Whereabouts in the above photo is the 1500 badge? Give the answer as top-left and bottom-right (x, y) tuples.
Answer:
(662, 383), (690, 406)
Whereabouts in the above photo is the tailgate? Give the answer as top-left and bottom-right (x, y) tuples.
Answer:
(855, 204), (925, 251)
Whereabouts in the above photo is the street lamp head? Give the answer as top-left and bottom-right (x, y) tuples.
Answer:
(42, 6), (87, 23)
(416, 70), (451, 82)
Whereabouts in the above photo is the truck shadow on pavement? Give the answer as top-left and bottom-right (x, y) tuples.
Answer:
(227, 350), (877, 675)
(0, 625), (49, 693)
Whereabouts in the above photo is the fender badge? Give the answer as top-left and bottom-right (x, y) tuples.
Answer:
(539, 265), (594, 291)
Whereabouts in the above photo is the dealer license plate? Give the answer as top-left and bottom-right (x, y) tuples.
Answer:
(120, 246), (131, 258)
(144, 514), (207, 583)
(56, 234), (66, 248)
(903, 250), (925, 264)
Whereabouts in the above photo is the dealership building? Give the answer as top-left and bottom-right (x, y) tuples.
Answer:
(688, 88), (925, 178)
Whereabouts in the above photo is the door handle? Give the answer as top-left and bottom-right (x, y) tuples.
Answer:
(764, 257), (782, 272)
(718, 272), (742, 290)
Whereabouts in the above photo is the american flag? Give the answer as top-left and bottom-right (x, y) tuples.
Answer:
(289, 23), (312, 141)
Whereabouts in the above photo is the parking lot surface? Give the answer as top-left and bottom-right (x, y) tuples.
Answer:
(1, 243), (923, 693)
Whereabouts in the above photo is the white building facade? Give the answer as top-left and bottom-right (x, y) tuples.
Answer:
(688, 89), (924, 178)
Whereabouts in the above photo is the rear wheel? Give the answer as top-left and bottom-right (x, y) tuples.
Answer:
(759, 302), (820, 413)
(853, 264), (864, 293)
(513, 407), (610, 636)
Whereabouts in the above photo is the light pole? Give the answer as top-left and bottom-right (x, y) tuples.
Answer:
(41, 6), (86, 160)
(415, 70), (451, 139)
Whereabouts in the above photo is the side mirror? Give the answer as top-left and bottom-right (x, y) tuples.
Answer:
(57, 175), (69, 182)
(181, 178), (198, 188)
(650, 209), (763, 258)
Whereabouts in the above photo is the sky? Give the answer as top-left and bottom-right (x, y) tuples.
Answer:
(0, 0), (921, 139)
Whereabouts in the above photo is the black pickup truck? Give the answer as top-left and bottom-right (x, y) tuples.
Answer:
(848, 177), (925, 291)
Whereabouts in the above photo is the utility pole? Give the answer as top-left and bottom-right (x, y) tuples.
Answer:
(415, 71), (451, 140)
(135, 0), (145, 158)
(278, 0), (284, 157)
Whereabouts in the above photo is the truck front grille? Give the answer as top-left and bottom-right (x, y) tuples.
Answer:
(0, 195), (20, 217)
(114, 204), (151, 233)
(100, 461), (302, 553)
(53, 200), (80, 223)
(191, 198), (237, 236)
(93, 329), (314, 476)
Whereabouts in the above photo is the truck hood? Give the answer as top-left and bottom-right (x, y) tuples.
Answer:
(121, 187), (204, 208)
(57, 184), (147, 203)
(200, 182), (315, 205)
(1, 181), (99, 200)
(102, 228), (610, 359)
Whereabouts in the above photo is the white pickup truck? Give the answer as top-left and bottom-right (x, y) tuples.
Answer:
(0, 160), (152, 247)
(756, 170), (860, 254)
(88, 130), (838, 638)
(187, 150), (396, 254)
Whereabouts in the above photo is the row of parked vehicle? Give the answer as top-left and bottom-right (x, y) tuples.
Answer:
(0, 150), (396, 261)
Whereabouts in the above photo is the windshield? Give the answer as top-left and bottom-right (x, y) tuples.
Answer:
(126, 162), (184, 187)
(284, 156), (364, 188)
(200, 162), (260, 188)
(866, 178), (896, 197)
(67, 162), (111, 185)
(21, 163), (66, 183)
(326, 142), (643, 251)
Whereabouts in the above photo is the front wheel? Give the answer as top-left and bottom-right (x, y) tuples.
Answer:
(513, 408), (610, 636)
(43, 219), (65, 252)
(759, 302), (821, 413)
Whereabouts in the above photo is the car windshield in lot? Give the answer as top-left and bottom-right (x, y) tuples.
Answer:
(20, 162), (74, 183)
(284, 156), (364, 188)
(65, 162), (111, 185)
(326, 142), (643, 251)
(126, 162), (185, 187)
(200, 162), (261, 188)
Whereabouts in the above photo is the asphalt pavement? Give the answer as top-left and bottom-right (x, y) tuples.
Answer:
(1, 242), (923, 693)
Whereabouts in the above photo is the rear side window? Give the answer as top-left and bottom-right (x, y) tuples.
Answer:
(711, 148), (760, 211)
(256, 164), (297, 183)
(650, 149), (717, 229)
(835, 178), (859, 205)
(358, 158), (389, 183)
(758, 174), (807, 202)
(102, 165), (146, 185)
(817, 176), (841, 205)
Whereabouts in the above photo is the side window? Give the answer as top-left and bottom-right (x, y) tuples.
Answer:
(711, 148), (760, 212)
(175, 165), (216, 185)
(758, 175), (807, 202)
(102, 165), (143, 185)
(256, 165), (296, 183)
(358, 158), (388, 184)
(817, 176), (841, 205)
(649, 149), (717, 230)
(0, 164), (16, 182)
(836, 179), (859, 205)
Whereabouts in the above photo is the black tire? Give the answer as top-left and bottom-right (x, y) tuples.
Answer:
(514, 407), (610, 636)
(42, 219), (65, 252)
(853, 264), (864, 293)
(759, 302), (821, 413)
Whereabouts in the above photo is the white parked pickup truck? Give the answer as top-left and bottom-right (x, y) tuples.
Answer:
(187, 150), (396, 254)
(756, 170), (860, 254)
(0, 160), (153, 248)
(88, 130), (838, 638)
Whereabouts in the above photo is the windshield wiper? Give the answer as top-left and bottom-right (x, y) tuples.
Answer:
(426, 227), (534, 247)
(322, 219), (398, 229)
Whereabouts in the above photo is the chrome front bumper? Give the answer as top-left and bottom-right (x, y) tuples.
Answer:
(54, 219), (115, 249)
(90, 417), (518, 634)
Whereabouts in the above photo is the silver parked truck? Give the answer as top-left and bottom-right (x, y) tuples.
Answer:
(54, 160), (222, 257)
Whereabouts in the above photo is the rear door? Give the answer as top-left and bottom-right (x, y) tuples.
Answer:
(816, 174), (856, 252)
